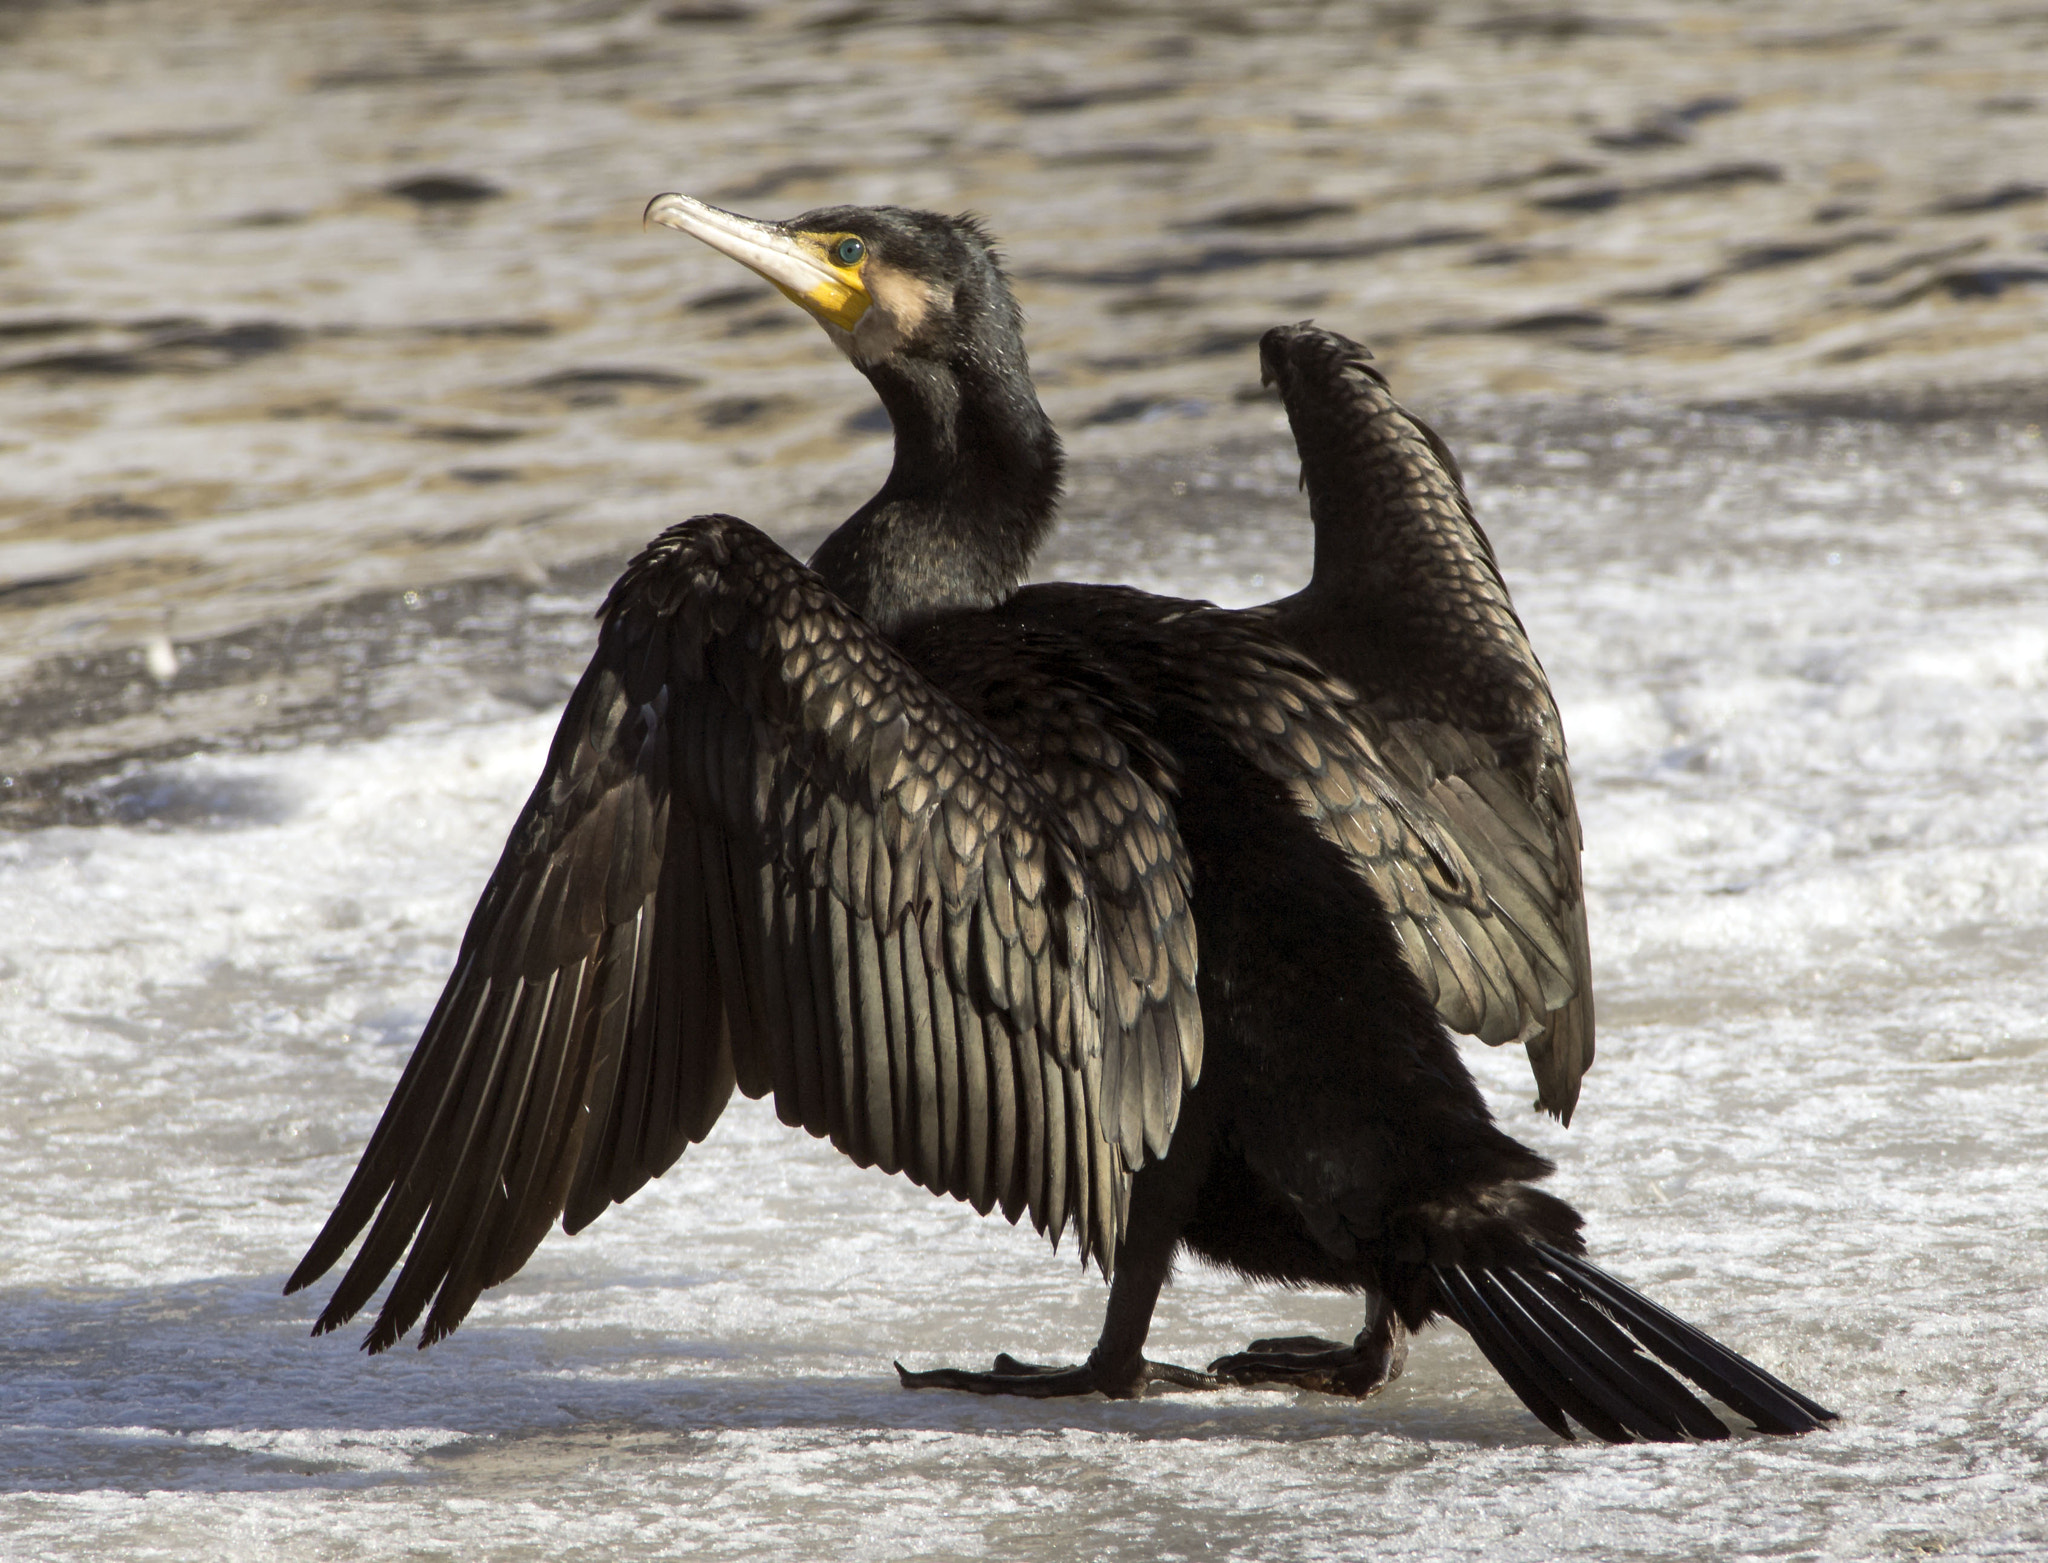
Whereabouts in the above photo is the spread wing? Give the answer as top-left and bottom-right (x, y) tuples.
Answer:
(288, 514), (1197, 1350)
(1255, 322), (1595, 1119)
(891, 611), (1202, 1173)
(1225, 610), (1595, 1120)
(1015, 585), (1590, 1119)
(1346, 709), (1592, 1117)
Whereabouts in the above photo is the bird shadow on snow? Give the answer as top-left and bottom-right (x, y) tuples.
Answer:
(0, 1272), (1560, 1495)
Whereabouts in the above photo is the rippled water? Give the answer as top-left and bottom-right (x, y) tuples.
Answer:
(5, 2), (2048, 1559)
(4, 0), (2046, 748)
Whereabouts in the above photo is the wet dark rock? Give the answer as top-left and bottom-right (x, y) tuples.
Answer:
(386, 173), (503, 206)
(450, 467), (522, 484)
(0, 559), (636, 831)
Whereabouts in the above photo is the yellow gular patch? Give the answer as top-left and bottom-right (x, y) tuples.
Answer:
(775, 272), (868, 332)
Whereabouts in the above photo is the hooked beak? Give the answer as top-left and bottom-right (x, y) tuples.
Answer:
(644, 192), (870, 332)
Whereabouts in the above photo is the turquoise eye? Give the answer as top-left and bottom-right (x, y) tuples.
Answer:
(834, 236), (865, 266)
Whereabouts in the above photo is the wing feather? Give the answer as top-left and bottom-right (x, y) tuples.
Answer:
(291, 514), (1197, 1349)
(1021, 578), (1596, 1119)
(1239, 323), (1599, 1115)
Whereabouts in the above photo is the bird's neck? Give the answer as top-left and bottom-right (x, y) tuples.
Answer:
(808, 354), (1062, 635)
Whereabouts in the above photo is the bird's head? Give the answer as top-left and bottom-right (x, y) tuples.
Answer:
(645, 194), (1020, 373)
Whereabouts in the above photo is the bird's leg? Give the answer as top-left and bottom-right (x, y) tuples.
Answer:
(1206, 1292), (1408, 1398)
(897, 1187), (1220, 1399)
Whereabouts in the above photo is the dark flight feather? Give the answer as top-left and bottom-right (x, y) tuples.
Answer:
(290, 514), (1205, 1347)
(1257, 323), (1597, 1121)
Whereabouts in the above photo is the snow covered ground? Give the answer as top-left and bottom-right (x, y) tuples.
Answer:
(5, 406), (2046, 1560)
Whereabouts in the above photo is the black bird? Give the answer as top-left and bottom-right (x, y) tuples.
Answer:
(287, 196), (1832, 1442)
(1250, 323), (1594, 1124)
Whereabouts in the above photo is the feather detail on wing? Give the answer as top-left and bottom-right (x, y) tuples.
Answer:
(289, 514), (1200, 1349)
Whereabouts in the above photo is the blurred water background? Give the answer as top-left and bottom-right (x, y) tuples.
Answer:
(3, 2), (2046, 1558)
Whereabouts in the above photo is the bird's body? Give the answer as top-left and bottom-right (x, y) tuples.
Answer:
(290, 197), (1832, 1442)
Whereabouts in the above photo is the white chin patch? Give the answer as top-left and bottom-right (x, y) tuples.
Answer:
(846, 271), (949, 365)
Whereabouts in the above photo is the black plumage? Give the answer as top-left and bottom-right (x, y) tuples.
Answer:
(1252, 322), (1594, 1120)
(289, 197), (1832, 1442)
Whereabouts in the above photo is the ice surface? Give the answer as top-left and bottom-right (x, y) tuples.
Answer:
(5, 410), (2048, 1559)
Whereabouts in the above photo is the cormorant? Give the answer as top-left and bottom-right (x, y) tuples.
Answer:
(287, 196), (1832, 1442)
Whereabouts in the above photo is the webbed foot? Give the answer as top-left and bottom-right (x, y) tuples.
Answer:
(1208, 1314), (1408, 1398)
(895, 1351), (1220, 1399)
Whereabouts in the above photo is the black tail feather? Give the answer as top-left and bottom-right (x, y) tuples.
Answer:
(1432, 1266), (1578, 1438)
(1498, 1267), (1730, 1441)
(1440, 1264), (1668, 1442)
(1533, 1242), (1837, 1433)
(1431, 1245), (1836, 1444)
